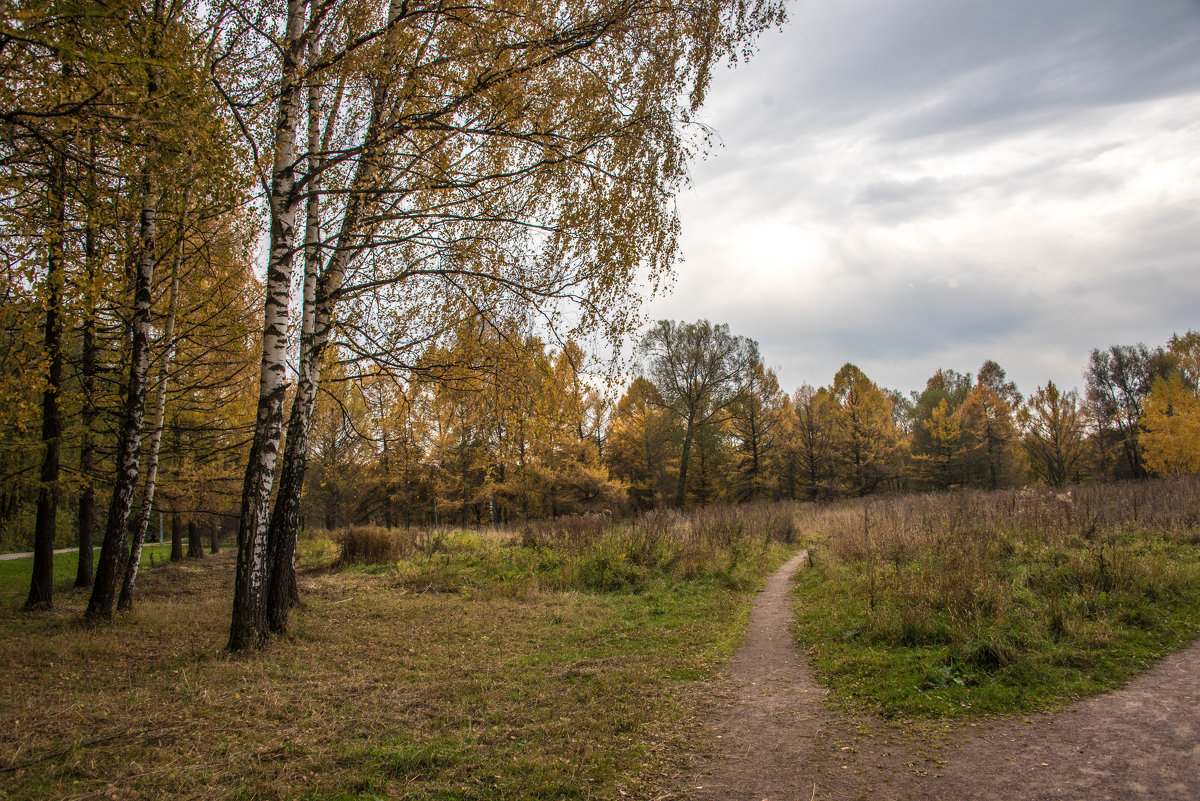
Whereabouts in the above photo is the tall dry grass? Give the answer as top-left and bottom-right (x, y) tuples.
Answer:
(793, 476), (1200, 715)
(330, 501), (799, 593)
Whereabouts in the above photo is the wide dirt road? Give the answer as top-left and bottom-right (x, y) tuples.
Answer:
(676, 552), (1200, 800)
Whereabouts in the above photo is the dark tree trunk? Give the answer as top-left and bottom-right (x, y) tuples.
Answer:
(75, 199), (99, 590)
(674, 416), (696, 508)
(187, 520), (202, 558)
(170, 513), (183, 561)
(27, 154), (66, 611)
(209, 521), (220, 554)
(265, 436), (306, 631)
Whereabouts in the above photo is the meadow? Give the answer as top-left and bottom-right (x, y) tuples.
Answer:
(5, 479), (1200, 798)
(792, 477), (1200, 717)
(0, 504), (796, 800)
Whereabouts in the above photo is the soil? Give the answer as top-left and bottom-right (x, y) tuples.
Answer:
(675, 551), (1200, 800)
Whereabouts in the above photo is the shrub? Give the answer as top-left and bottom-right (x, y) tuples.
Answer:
(337, 526), (413, 566)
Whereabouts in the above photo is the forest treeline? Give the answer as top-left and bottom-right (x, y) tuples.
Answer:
(18, 309), (1200, 558)
(281, 322), (1200, 529)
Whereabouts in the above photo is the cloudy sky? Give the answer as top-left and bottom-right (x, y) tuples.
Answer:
(644, 0), (1200, 398)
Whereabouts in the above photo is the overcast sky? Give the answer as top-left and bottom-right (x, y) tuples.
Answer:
(644, 0), (1200, 399)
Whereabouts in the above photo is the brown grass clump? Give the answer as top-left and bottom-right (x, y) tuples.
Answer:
(335, 525), (411, 565)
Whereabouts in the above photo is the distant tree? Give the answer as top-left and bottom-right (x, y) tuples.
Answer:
(786, 384), (838, 499)
(639, 320), (753, 507)
(607, 377), (678, 509)
(828, 364), (901, 496)
(728, 356), (784, 502)
(977, 359), (1022, 408)
(909, 368), (971, 488)
(919, 398), (964, 490)
(885, 388), (916, 435)
(959, 379), (1023, 489)
(1140, 375), (1200, 477)
(1166, 331), (1200, 389)
(1085, 344), (1172, 479)
(1020, 381), (1087, 487)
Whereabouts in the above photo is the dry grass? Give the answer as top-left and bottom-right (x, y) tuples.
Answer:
(0, 505), (798, 800)
(341, 502), (800, 595)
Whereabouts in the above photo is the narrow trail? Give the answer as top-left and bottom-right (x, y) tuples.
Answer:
(676, 550), (1200, 801)
(681, 549), (828, 800)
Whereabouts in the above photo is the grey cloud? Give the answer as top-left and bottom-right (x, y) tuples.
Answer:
(657, 0), (1200, 398)
(709, 0), (1200, 146)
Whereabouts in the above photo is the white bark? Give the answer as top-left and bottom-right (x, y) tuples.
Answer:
(229, 0), (308, 650)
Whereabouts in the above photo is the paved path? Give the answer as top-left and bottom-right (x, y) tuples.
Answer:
(0, 547), (87, 561)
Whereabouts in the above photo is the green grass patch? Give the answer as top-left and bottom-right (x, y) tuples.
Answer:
(0, 543), (176, 606)
(793, 481), (1200, 719)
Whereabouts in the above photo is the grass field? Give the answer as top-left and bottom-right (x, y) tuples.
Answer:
(0, 543), (178, 607)
(792, 478), (1200, 718)
(0, 505), (796, 800)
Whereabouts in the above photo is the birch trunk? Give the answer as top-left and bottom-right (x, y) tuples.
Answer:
(228, 0), (308, 651)
(263, 73), (323, 633)
(84, 174), (159, 622)
(262, 8), (396, 635)
(116, 225), (182, 612)
(264, 79), (394, 636)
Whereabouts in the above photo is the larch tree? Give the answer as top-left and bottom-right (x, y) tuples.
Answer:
(1020, 381), (1088, 488)
(920, 398), (963, 490)
(909, 368), (971, 489)
(959, 361), (1023, 490)
(786, 384), (838, 500)
(828, 364), (901, 496)
(606, 376), (678, 510)
(1, 0), (91, 608)
(83, 0), (254, 622)
(728, 355), (783, 501)
(1, 0), (223, 611)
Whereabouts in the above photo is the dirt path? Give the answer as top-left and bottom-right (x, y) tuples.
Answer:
(676, 551), (1200, 801)
(680, 549), (829, 800)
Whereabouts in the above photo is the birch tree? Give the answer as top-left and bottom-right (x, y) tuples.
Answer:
(223, 0), (785, 647)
